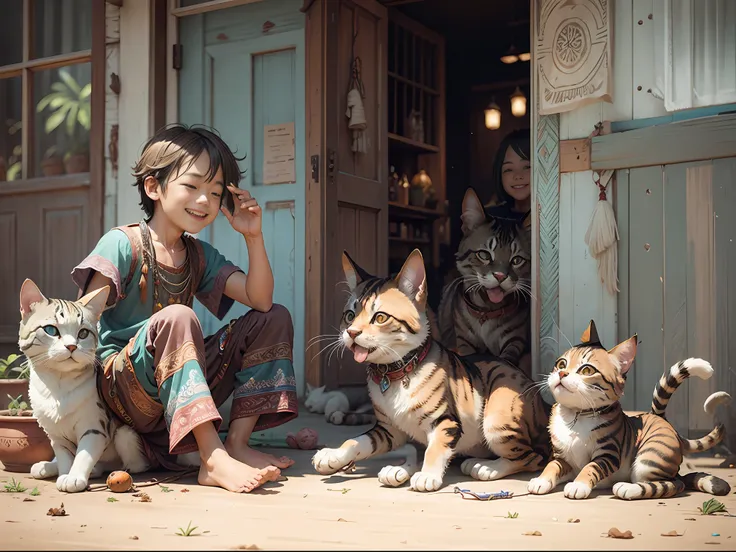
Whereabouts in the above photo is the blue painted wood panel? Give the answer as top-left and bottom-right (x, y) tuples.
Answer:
(178, 9), (306, 397)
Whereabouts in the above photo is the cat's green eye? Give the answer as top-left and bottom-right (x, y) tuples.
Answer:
(344, 310), (355, 323)
(78, 329), (91, 340)
(43, 325), (59, 337)
(372, 312), (390, 325)
(555, 358), (567, 371)
(475, 250), (491, 262)
(511, 256), (525, 267)
(578, 365), (597, 376)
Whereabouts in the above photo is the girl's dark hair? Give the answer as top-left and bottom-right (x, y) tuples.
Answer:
(490, 128), (531, 205)
(132, 123), (246, 220)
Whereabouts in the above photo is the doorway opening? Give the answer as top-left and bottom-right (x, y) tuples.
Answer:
(384, 0), (533, 366)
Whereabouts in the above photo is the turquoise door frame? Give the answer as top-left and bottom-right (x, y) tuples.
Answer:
(178, 25), (307, 396)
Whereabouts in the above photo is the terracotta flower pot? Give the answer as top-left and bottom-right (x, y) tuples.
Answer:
(42, 155), (65, 177)
(0, 410), (53, 473)
(64, 153), (89, 174)
(0, 379), (30, 410)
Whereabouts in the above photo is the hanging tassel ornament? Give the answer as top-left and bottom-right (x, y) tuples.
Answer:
(345, 56), (368, 153)
(584, 169), (619, 295)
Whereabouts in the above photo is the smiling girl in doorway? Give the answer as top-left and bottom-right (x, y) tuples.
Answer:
(485, 129), (532, 230)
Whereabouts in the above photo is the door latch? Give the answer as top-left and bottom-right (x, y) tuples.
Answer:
(311, 154), (319, 183)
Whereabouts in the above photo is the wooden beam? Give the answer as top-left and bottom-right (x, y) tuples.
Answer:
(171, 0), (263, 17)
(592, 113), (736, 171)
(559, 138), (591, 173)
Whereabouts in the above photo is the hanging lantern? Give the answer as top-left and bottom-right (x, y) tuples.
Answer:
(510, 87), (527, 117)
(500, 45), (520, 64)
(518, 52), (531, 62)
(484, 99), (501, 130)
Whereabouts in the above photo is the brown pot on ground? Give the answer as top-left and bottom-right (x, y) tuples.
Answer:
(0, 410), (53, 473)
(64, 153), (89, 174)
(0, 379), (30, 410)
(42, 155), (65, 177)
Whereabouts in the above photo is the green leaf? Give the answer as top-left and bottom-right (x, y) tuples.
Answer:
(36, 93), (61, 112)
(77, 104), (90, 131)
(66, 103), (79, 136)
(80, 83), (91, 99)
(51, 82), (69, 93)
(45, 109), (67, 134)
(58, 69), (81, 96)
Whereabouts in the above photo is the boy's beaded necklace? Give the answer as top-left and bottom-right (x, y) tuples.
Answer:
(138, 220), (195, 312)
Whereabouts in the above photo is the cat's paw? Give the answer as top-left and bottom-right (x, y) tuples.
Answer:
(377, 465), (412, 487)
(56, 474), (89, 493)
(564, 481), (592, 500)
(527, 476), (554, 495)
(409, 471), (443, 492)
(460, 458), (510, 481)
(312, 447), (353, 475)
(612, 482), (643, 500)
(30, 460), (58, 480)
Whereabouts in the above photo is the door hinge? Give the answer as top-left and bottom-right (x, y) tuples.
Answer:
(310, 154), (319, 183)
(172, 43), (183, 70)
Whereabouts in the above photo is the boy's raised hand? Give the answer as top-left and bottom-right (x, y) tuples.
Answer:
(221, 184), (263, 238)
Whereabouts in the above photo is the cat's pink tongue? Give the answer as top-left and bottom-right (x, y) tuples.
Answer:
(352, 345), (370, 363)
(487, 288), (505, 303)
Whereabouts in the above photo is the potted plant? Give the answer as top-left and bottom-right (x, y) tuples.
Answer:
(36, 68), (91, 175)
(0, 395), (53, 473)
(41, 146), (65, 177)
(0, 354), (29, 411)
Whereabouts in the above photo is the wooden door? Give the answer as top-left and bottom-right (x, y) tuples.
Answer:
(178, 6), (307, 394)
(305, 0), (388, 388)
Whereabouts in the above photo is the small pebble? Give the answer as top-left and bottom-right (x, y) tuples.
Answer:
(712, 533), (720, 537)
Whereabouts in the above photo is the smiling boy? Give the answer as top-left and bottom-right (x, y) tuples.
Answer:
(71, 124), (298, 493)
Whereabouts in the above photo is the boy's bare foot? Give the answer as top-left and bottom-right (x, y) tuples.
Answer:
(226, 442), (295, 470)
(197, 448), (281, 493)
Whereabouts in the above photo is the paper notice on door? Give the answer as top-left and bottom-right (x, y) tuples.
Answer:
(263, 122), (296, 185)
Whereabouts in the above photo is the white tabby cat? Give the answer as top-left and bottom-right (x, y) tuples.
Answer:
(304, 383), (376, 425)
(19, 279), (150, 493)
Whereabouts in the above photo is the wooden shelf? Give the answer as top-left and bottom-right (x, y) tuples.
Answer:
(389, 236), (431, 245)
(388, 201), (443, 220)
(388, 133), (439, 153)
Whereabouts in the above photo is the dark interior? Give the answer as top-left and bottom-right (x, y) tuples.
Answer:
(390, 0), (531, 308)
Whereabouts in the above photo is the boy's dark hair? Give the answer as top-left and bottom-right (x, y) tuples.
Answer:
(132, 124), (245, 220)
(490, 128), (531, 205)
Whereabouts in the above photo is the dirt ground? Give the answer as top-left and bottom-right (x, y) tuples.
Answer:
(2, 412), (735, 551)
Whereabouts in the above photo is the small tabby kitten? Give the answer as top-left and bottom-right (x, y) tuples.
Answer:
(304, 383), (376, 425)
(19, 279), (150, 493)
(438, 187), (531, 372)
(312, 249), (550, 492)
(528, 320), (731, 500)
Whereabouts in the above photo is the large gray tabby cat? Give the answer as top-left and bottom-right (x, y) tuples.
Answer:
(438, 188), (531, 373)
(19, 279), (150, 493)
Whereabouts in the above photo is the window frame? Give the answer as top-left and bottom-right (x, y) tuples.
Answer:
(0, 0), (104, 198)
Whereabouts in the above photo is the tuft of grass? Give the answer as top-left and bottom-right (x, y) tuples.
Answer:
(29, 487), (40, 496)
(4, 478), (27, 493)
(506, 512), (519, 519)
(107, 497), (118, 503)
(698, 498), (727, 515)
(159, 485), (173, 493)
(176, 521), (200, 537)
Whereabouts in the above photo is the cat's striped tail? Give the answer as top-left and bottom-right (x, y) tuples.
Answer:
(650, 358), (729, 454)
(650, 358), (715, 416)
(679, 391), (730, 454)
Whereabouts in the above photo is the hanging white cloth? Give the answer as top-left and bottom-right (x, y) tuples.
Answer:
(584, 169), (619, 295)
(346, 87), (367, 153)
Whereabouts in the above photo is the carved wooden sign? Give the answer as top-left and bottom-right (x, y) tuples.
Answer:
(536, 0), (613, 115)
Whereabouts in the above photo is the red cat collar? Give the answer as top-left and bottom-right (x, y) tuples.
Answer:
(369, 338), (433, 393)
